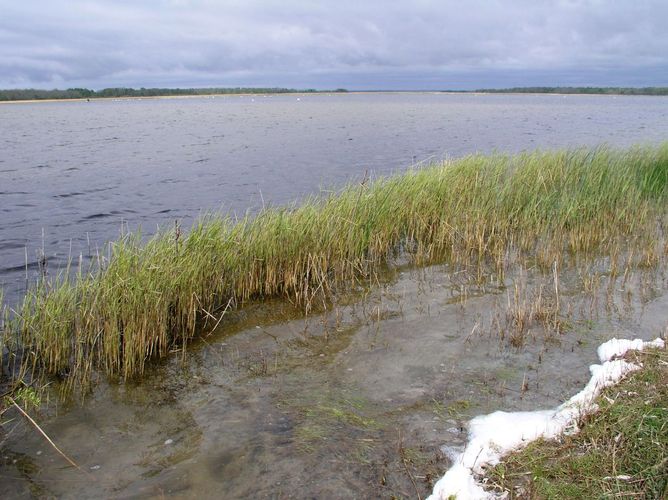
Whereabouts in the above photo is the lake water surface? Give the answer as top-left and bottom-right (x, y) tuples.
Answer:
(2, 92), (668, 304)
(2, 93), (668, 498)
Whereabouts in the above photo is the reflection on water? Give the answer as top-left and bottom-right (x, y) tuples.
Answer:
(2, 93), (668, 303)
(1, 261), (666, 498)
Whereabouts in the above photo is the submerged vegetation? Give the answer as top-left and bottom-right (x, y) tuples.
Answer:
(486, 347), (668, 498)
(0, 143), (667, 392)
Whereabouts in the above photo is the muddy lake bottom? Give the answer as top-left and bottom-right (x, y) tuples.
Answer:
(2, 261), (667, 499)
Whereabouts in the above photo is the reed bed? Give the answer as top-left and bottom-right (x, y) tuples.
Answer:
(1, 143), (667, 390)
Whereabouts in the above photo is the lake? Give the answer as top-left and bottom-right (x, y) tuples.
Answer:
(2, 92), (668, 304)
(1, 92), (668, 498)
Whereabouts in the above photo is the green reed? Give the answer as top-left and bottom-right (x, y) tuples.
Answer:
(1, 143), (667, 390)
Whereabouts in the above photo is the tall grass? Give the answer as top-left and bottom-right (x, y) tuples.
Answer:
(1, 143), (667, 390)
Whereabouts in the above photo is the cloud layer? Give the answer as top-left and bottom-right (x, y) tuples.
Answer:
(2, 0), (667, 89)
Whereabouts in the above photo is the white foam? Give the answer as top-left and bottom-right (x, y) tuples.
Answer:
(597, 337), (665, 363)
(428, 337), (665, 500)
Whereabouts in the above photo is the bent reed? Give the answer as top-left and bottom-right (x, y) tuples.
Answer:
(1, 143), (667, 390)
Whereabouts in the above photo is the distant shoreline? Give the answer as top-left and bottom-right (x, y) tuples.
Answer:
(0, 87), (344, 104)
(2, 88), (667, 104)
(0, 93), (308, 105)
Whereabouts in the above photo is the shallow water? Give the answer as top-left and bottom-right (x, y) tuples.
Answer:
(2, 93), (668, 498)
(2, 262), (666, 498)
(2, 92), (668, 304)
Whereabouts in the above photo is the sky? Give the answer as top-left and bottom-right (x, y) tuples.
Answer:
(1, 0), (667, 90)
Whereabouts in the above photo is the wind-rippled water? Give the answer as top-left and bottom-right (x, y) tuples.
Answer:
(2, 92), (668, 304)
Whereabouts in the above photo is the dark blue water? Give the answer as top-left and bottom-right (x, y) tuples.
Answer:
(2, 92), (668, 303)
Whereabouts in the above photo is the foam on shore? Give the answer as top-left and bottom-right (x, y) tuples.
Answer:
(427, 337), (665, 500)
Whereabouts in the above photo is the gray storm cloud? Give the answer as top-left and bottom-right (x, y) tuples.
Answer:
(1, 0), (667, 89)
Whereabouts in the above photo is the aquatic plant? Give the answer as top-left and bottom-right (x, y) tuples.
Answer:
(1, 143), (667, 390)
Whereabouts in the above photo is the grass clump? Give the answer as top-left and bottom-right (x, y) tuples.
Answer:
(486, 347), (668, 499)
(1, 143), (667, 391)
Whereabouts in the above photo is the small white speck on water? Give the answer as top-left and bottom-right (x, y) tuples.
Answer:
(90, 465), (101, 470)
(36, 451), (42, 456)
(164, 439), (174, 445)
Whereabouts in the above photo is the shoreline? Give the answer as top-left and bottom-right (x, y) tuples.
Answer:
(427, 337), (666, 499)
(483, 342), (667, 498)
(1, 90), (665, 105)
(0, 92), (316, 105)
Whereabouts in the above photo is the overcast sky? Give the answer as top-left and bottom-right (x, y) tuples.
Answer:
(1, 0), (667, 90)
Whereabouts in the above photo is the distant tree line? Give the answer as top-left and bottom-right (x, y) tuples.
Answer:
(474, 87), (668, 96)
(0, 87), (349, 101)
